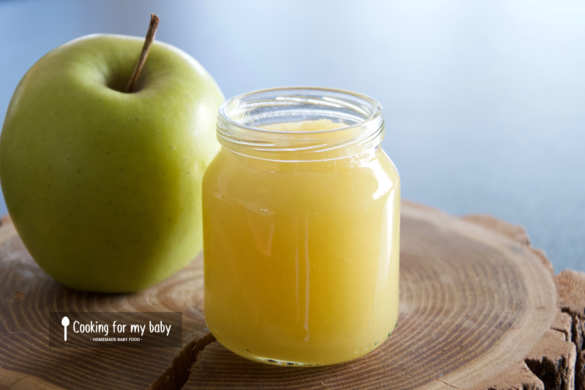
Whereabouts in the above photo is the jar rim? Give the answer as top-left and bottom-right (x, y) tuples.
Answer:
(216, 86), (385, 161)
(218, 86), (383, 134)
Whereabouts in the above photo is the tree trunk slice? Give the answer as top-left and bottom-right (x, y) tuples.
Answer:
(0, 201), (576, 389)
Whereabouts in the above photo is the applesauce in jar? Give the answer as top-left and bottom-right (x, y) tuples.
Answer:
(202, 87), (400, 366)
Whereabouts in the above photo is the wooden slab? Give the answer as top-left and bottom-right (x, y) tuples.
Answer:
(0, 202), (561, 389)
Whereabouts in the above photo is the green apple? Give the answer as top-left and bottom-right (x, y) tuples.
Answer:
(0, 34), (223, 292)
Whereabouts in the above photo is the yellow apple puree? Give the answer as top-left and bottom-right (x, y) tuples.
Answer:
(203, 90), (400, 366)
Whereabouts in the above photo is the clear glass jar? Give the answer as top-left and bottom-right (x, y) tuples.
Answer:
(202, 87), (400, 366)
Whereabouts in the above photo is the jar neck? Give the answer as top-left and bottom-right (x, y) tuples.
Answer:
(216, 87), (384, 162)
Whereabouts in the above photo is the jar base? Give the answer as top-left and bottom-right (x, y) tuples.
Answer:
(210, 330), (394, 367)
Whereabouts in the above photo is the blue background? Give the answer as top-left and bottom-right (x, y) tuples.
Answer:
(0, 0), (583, 271)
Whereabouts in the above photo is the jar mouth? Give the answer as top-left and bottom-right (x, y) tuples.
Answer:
(217, 87), (384, 161)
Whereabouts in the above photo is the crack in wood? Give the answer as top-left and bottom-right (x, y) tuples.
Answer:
(149, 333), (215, 390)
(560, 307), (585, 390)
(524, 355), (571, 389)
(436, 378), (460, 389)
(522, 305), (585, 390)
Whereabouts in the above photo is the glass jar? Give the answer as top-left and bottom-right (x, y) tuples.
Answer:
(202, 87), (400, 366)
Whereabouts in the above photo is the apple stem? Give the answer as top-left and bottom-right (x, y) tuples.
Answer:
(126, 14), (160, 93)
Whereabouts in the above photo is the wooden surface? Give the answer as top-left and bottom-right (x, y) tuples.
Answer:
(0, 201), (579, 389)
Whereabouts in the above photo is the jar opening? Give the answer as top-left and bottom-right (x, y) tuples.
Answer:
(217, 87), (384, 161)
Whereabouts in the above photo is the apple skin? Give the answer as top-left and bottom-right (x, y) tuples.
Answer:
(0, 35), (223, 292)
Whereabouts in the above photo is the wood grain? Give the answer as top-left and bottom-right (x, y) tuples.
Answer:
(0, 202), (564, 389)
(0, 216), (206, 390)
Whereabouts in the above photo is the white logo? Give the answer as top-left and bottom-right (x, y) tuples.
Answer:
(61, 316), (70, 342)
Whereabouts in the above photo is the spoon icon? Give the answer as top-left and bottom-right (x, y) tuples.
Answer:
(61, 316), (70, 342)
